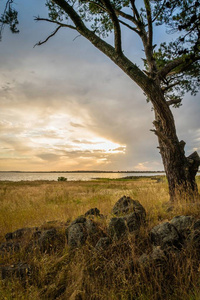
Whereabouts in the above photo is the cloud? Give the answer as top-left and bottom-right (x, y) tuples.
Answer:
(70, 122), (85, 128)
(0, 0), (199, 171)
(37, 153), (61, 162)
(72, 139), (103, 144)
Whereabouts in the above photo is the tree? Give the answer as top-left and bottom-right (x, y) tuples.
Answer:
(1, 0), (200, 202)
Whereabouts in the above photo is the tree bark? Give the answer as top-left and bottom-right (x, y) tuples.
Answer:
(149, 84), (200, 202)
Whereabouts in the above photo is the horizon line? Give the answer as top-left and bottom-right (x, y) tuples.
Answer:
(0, 170), (165, 173)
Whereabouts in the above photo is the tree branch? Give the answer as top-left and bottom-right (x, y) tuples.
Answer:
(158, 55), (200, 79)
(87, 0), (139, 36)
(34, 25), (62, 47)
(144, 0), (153, 47)
(89, 0), (137, 26)
(168, 57), (200, 76)
(115, 8), (137, 23)
(0, 0), (19, 40)
(34, 17), (76, 30)
(88, 1), (143, 39)
(152, 0), (167, 23)
(100, 0), (122, 54)
(130, 0), (140, 21)
(0, 0), (10, 39)
(187, 151), (200, 177)
(167, 98), (182, 106)
(162, 81), (180, 92)
(87, 0), (107, 12)
(118, 19), (139, 34)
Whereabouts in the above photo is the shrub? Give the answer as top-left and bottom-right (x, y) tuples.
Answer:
(57, 177), (67, 182)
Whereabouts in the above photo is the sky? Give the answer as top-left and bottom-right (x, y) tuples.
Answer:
(0, 0), (199, 172)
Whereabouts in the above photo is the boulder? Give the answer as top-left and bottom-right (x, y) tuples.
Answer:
(67, 223), (87, 248)
(124, 213), (142, 233)
(112, 196), (146, 222)
(1, 227), (41, 256)
(1, 224), (67, 256)
(193, 219), (200, 231)
(66, 216), (104, 248)
(110, 196), (146, 237)
(71, 216), (87, 225)
(84, 208), (100, 217)
(108, 217), (128, 240)
(150, 222), (181, 249)
(170, 216), (195, 239)
(0, 262), (32, 281)
(37, 228), (65, 253)
(0, 241), (20, 256)
(5, 227), (37, 241)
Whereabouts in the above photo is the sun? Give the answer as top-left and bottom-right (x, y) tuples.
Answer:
(73, 137), (126, 154)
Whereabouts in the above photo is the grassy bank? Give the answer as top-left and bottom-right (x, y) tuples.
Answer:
(0, 176), (200, 299)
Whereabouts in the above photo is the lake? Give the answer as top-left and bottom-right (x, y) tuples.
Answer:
(0, 172), (165, 182)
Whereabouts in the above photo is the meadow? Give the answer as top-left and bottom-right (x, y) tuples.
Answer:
(0, 176), (200, 299)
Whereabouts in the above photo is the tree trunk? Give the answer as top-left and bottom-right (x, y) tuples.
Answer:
(149, 84), (200, 202)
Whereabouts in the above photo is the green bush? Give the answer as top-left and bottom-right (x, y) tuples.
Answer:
(57, 177), (67, 182)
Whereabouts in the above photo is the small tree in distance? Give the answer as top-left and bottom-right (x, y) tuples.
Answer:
(1, 0), (200, 202)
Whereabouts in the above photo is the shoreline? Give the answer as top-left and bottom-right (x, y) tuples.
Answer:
(0, 170), (165, 173)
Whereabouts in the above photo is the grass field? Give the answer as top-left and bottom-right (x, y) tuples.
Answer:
(0, 176), (200, 299)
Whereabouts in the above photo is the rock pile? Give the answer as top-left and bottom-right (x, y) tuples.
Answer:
(1, 195), (200, 282)
(140, 215), (200, 266)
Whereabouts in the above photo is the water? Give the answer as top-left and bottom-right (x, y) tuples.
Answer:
(0, 172), (165, 182)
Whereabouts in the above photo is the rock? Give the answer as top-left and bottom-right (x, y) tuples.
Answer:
(170, 216), (195, 239)
(124, 213), (142, 233)
(37, 228), (65, 253)
(150, 247), (166, 264)
(0, 262), (32, 280)
(85, 219), (101, 236)
(108, 217), (128, 240)
(150, 222), (181, 249)
(5, 227), (36, 241)
(70, 216), (99, 235)
(138, 247), (166, 267)
(66, 216), (104, 248)
(66, 216), (88, 248)
(71, 216), (87, 225)
(67, 223), (87, 248)
(84, 208), (100, 217)
(112, 196), (146, 222)
(0, 241), (20, 256)
(110, 196), (146, 237)
(1, 227), (41, 256)
(193, 219), (200, 231)
(1, 223), (67, 256)
(95, 237), (111, 251)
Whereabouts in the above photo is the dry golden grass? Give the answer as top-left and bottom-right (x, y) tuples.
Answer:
(0, 176), (200, 299)
(0, 177), (169, 237)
